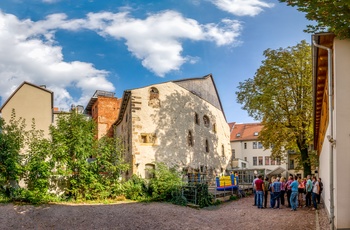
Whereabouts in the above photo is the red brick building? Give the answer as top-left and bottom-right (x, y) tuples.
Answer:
(85, 90), (121, 139)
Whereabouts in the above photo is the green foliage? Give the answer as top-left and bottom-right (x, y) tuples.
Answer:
(49, 112), (128, 200)
(148, 162), (183, 201)
(236, 40), (313, 176)
(0, 110), (26, 190)
(121, 174), (150, 201)
(230, 195), (238, 201)
(195, 184), (213, 208)
(280, 0), (350, 38)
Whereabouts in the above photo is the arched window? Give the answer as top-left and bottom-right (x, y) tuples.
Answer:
(205, 139), (209, 153)
(149, 87), (159, 100)
(203, 115), (210, 127)
(221, 144), (225, 157)
(187, 131), (193, 147)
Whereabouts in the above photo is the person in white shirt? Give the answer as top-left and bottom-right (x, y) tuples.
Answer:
(311, 176), (320, 210)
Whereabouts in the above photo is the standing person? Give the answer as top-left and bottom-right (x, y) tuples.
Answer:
(312, 176), (320, 210)
(255, 175), (265, 209)
(305, 175), (313, 208)
(285, 175), (293, 208)
(317, 178), (323, 204)
(290, 175), (299, 211)
(252, 175), (258, 206)
(272, 177), (282, 209)
(269, 176), (276, 208)
(298, 177), (305, 208)
(263, 177), (270, 209)
(280, 177), (286, 206)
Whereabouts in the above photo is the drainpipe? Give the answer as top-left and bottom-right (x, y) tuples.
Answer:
(312, 37), (335, 230)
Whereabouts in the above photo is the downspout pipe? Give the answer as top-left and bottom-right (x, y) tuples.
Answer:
(312, 37), (335, 230)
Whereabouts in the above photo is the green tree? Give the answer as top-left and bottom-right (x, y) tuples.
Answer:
(236, 40), (314, 176)
(50, 112), (128, 200)
(0, 110), (26, 191)
(23, 119), (53, 202)
(280, 0), (350, 38)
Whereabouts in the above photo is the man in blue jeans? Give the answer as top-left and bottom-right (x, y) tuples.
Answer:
(272, 177), (282, 208)
(255, 175), (265, 209)
(290, 175), (299, 211)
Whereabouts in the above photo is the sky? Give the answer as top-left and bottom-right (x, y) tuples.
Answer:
(0, 0), (313, 123)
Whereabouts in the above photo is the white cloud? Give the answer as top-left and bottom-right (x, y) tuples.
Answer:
(70, 10), (242, 76)
(0, 11), (114, 111)
(0, 9), (242, 109)
(210, 0), (274, 16)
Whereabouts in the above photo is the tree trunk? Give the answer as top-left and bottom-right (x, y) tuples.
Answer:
(300, 147), (311, 176)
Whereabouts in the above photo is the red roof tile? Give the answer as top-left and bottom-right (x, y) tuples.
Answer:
(229, 122), (263, 141)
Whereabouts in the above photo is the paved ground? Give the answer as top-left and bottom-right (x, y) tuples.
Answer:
(0, 195), (329, 230)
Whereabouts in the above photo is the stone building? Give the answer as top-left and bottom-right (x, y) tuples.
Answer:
(85, 90), (122, 139)
(114, 74), (231, 179)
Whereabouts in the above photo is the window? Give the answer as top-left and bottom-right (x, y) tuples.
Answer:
(221, 145), (225, 157)
(140, 133), (156, 144)
(276, 158), (281, 165)
(244, 157), (247, 161)
(254, 132), (259, 136)
(289, 159), (294, 169)
(149, 87), (159, 100)
(271, 158), (276, 165)
(258, 156), (263, 165)
(244, 143), (247, 149)
(203, 115), (210, 127)
(212, 123), (217, 133)
(205, 139), (209, 152)
(253, 157), (257, 166)
(194, 113), (200, 125)
(265, 156), (270, 165)
(145, 164), (155, 179)
(236, 133), (241, 137)
(241, 162), (247, 168)
(253, 142), (257, 149)
(187, 131), (193, 147)
(258, 142), (263, 149)
(231, 149), (235, 159)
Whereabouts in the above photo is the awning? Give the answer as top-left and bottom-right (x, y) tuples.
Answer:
(266, 167), (285, 176)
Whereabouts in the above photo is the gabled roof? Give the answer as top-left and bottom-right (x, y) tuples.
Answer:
(229, 122), (263, 142)
(0, 81), (53, 112)
(114, 73), (227, 126)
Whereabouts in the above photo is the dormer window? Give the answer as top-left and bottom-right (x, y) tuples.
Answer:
(254, 132), (259, 136)
(236, 133), (241, 137)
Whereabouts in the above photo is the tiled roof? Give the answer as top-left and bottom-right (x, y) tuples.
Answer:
(229, 122), (263, 142)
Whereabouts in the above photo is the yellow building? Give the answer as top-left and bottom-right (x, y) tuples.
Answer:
(0, 81), (53, 138)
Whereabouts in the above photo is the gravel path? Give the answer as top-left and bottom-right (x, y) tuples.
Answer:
(0, 195), (329, 230)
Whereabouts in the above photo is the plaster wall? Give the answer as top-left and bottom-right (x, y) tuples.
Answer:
(1, 84), (52, 138)
(117, 82), (231, 178)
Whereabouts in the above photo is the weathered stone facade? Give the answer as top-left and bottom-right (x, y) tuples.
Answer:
(115, 74), (231, 179)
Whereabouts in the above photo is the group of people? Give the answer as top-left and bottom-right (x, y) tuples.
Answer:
(252, 174), (323, 211)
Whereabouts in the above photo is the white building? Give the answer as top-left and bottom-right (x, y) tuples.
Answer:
(114, 74), (231, 179)
(229, 122), (287, 180)
(312, 33), (350, 229)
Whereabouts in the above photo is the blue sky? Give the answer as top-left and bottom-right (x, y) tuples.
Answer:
(0, 0), (312, 123)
